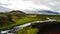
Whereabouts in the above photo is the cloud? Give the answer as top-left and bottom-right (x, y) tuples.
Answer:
(0, 0), (60, 13)
(29, 0), (60, 12)
(0, 3), (9, 6)
(0, 0), (52, 10)
(22, 0), (60, 12)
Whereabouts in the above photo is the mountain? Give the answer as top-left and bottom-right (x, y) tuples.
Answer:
(37, 10), (60, 15)
(24, 10), (60, 15)
(0, 6), (60, 15)
(0, 6), (12, 13)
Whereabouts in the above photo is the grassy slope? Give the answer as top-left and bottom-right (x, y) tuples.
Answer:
(0, 17), (44, 30)
(0, 16), (60, 30)
(17, 26), (39, 34)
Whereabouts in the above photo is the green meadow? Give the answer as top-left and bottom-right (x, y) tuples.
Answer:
(0, 10), (60, 34)
(0, 17), (45, 30)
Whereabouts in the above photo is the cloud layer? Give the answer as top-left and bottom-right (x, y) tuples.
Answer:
(0, 0), (60, 12)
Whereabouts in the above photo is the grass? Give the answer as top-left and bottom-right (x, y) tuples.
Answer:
(16, 17), (44, 24)
(56, 20), (60, 22)
(0, 16), (59, 30)
(0, 17), (44, 30)
(17, 26), (39, 34)
(17, 17), (60, 34)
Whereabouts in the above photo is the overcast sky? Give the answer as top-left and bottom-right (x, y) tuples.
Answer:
(0, 0), (60, 12)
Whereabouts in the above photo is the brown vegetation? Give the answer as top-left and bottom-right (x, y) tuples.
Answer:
(0, 10), (26, 26)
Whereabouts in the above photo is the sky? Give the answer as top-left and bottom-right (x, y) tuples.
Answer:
(0, 0), (60, 12)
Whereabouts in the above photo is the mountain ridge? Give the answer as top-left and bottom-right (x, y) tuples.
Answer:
(24, 10), (60, 15)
